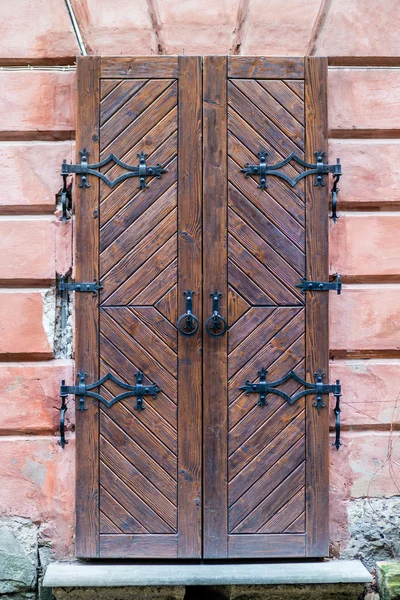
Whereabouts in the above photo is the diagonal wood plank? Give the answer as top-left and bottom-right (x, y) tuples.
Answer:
(100, 486), (149, 534)
(101, 79), (123, 101)
(258, 487), (305, 533)
(229, 412), (305, 505)
(132, 307), (177, 353)
(104, 236), (177, 306)
(104, 307), (177, 377)
(101, 411), (176, 503)
(228, 307), (300, 379)
(101, 209), (177, 300)
(101, 183), (177, 278)
(229, 307), (276, 353)
(228, 259), (273, 305)
(228, 181), (304, 276)
(132, 260), (177, 306)
(231, 462), (305, 533)
(229, 209), (304, 301)
(100, 462), (174, 534)
(100, 108), (177, 211)
(101, 436), (177, 529)
(228, 154), (305, 250)
(100, 511), (121, 534)
(100, 159), (177, 251)
(228, 234), (300, 305)
(228, 286), (250, 326)
(156, 285), (178, 325)
(285, 79), (305, 100)
(101, 79), (174, 150)
(102, 82), (178, 160)
(229, 436), (305, 531)
(285, 511), (305, 533)
(228, 82), (304, 160)
(232, 80), (304, 149)
(100, 80), (147, 126)
(101, 311), (177, 402)
(257, 80), (304, 125)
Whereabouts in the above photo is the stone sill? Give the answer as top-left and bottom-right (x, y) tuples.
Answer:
(43, 560), (372, 588)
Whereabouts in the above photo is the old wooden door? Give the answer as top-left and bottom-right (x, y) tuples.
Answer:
(74, 56), (330, 559)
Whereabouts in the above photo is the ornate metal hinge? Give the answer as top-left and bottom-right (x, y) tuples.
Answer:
(241, 151), (342, 190)
(296, 274), (342, 294)
(240, 368), (342, 415)
(61, 149), (167, 190)
(60, 370), (161, 415)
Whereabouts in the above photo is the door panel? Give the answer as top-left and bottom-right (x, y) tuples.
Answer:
(75, 56), (202, 558)
(202, 56), (329, 558)
(74, 55), (329, 560)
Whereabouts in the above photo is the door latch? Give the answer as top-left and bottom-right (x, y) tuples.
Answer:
(296, 274), (342, 294)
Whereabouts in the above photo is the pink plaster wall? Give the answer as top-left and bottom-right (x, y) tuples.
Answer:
(0, 0), (399, 564)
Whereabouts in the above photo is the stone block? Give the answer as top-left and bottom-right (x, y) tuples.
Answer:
(0, 141), (75, 214)
(330, 431), (400, 499)
(378, 562), (400, 600)
(329, 140), (400, 208)
(0, 360), (74, 434)
(0, 0), (79, 58)
(188, 583), (365, 600)
(0, 437), (75, 558)
(0, 290), (54, 359)
(0, 72), (75, 132)
(315, 0), (400, 56)
(0, 517), (38, 594)
(240, 0), (321, 55)
(330, 214), (400, 280)
(0, 217), (56, 283)
(52, 587), (186, 600)
(70, 0), (156, 55)
(341, 500), (400, 571)
(157, 0), (241, 54)
(329, 360), (400, 427)
(330, 286), (400, 354)
(329, 69), (400, 131)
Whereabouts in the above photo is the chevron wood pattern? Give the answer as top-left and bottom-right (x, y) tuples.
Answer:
(226, 76), (307, 538)
(98, 78), (178, 537)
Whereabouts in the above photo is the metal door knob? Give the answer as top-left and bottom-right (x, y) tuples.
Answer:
(205, 291), (227, 337)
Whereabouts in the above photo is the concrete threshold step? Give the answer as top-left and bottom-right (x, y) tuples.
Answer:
(43, 560), (372, 588)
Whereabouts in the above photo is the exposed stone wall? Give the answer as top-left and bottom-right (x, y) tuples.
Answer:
(0, 1), (399, 596)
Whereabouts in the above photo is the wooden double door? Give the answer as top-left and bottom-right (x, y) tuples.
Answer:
(75, 56), (330, 559)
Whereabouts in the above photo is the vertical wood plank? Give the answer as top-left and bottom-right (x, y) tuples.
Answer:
(75, 56), (101, 557)
(304, 57), (329, 557)
(177, 56), (203, 558)
(203, 56), (228, 558)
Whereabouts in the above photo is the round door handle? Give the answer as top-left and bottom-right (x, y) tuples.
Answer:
(177, 290), (199, 337)
(205, 291), (227, 337)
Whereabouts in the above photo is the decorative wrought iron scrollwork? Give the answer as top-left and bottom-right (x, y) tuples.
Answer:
(61, 150), (167, 190)
(241, 151), (342, 190)
(177, 290), (199, 336)
(240, 368), (341, 415)
(205, 291), (227, 337)
(60, 370), (161, 417)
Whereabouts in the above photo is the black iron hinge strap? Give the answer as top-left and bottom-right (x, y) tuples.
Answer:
(61, 149), (167, 190)
(241, 150), (342, 190)
(296, 274), (342, 294)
